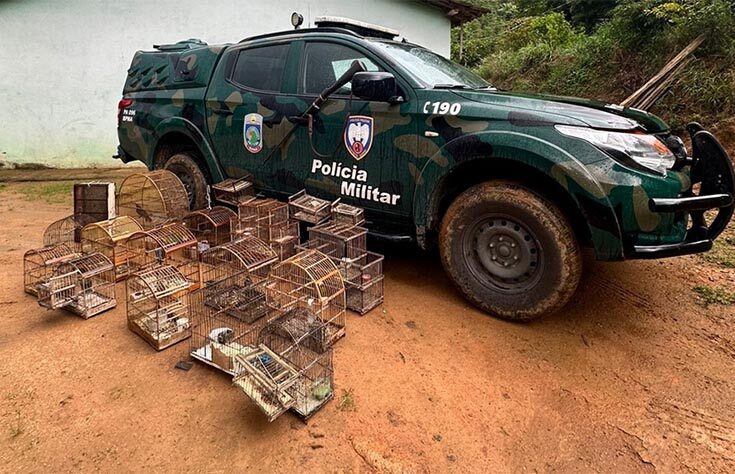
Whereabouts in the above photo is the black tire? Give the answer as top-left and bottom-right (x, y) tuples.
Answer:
(439, 181), (582, 321)
(163, 153), (208, 210)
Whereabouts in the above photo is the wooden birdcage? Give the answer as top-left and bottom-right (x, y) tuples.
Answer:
(81, 216), (143, 281)
(331, 202), (365, 226)
(232, 308), (334, 422)
(288, 190), (332, 224)
(23, 244), (81, 296)
(37, 253), (116, 319)
(125, 223), (201, 289)
(43, 214), (97, 251)
(189, 272), (270, 374)
(183, 206), (237, 247)
(264, 250), (346, 346)
(126, 265), (192, 350)
(200, 235), (278, 285)
(116, 170), (189, 229)
(238, 198), (289, 234)
(211, 177), (254, 206)
(307, 222), (368, 262)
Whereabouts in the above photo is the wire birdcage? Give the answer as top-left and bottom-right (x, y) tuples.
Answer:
(200, 235), (278, 285)
(183, 206), (237, 247)
(307, 222), (368, 262)
(189, 272), (270, 374)
(80, 216), (144, 281)
(117, 170), (189, 229)
(232, 308), (334, 421)
(23, 244), (81, 296)
(126, 265), (192, 350)
(37, 253), (116, 319)
(331, 202), (365, 226)
(288, 190), (332, 224)
(211, 177), (254, 206)
(125, 223), (201, 288)
(43, 214), (97, 251)
(264, 249), (346, 346)
(238, 198), (289, 233)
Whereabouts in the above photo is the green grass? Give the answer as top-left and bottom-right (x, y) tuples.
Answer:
(337, 388), (357, 412)
(16, 182), (73, 203)
(693, 285), (735, 307)
(0, 183), (6, 193)
(703, 225), (735, 269)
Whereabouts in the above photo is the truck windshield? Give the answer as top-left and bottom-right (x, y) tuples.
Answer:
(372, 41), (490, 89)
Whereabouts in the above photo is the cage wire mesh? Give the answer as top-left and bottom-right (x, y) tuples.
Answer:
(211, 177), (254, 206)
(264, 249), (346, 346)
(232, 307), (334, 421)
(116, 170), (189, 229)
(307, 222), (368, 262)
(288, 190), (333, 224)
(125, 223), (201, 289)
(23, 244), (82, 296)
(237, 197), (299, 261)
(331, 202), (365, 226)
(200, 235), (278, 285)
(43, 214), (97, 251)
(189, 272), (271, 374)
(183, 206), (237, 248)
(37, 253), (116, 319)
(80, 216), (143, 281)
(126, 265), (192, 350)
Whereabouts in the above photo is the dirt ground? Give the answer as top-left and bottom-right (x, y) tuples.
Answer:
(0, 176), (733, 473)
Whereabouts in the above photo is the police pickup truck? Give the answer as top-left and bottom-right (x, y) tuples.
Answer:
(116, 18), (734, 321)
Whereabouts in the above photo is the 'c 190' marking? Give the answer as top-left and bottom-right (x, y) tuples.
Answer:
(423, 101), (461, 115)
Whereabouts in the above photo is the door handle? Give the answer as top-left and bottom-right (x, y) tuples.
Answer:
(212, 108), (233, 116)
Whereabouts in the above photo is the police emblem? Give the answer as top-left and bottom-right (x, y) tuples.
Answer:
(344, 115), (374, 160)
(243, 113), (263, 153)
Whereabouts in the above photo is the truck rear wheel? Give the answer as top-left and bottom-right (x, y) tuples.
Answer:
(163, 153), (208, 210)
(439, 181), (582, 321)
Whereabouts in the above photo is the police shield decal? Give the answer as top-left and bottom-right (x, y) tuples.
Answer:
(244, 113), (263, 153)
(345, 115), (374, 161)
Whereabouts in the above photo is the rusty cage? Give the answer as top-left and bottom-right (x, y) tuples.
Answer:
(81, 216), (143, 280)
(264, 249), (346, 346)
(126, 265), (192, 350)
(116, 170), (189, 229)
(124, 223), (201, 289)
(183, 206), (238, 248)
(23, 244), (82, 296)
(232, 308), (334, 422)
(37, 253), (117, 318)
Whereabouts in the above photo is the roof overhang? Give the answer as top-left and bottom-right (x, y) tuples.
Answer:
(418, 0), (489, 26)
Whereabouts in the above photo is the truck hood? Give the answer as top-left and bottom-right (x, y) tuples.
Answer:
(453, 90), (669, 133)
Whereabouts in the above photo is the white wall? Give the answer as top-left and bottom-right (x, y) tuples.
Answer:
(0, 0), (451, 167)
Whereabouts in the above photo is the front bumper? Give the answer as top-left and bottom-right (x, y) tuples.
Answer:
(630, 124), (734, 259)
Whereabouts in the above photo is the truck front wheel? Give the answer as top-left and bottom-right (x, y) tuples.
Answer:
(163, 153), (208, 210)
(439, 181), (582, 321)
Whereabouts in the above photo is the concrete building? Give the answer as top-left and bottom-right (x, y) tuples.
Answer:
(0, 0), (483, 167)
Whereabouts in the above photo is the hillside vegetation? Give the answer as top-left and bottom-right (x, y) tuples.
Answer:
(452, 0), (735, 132)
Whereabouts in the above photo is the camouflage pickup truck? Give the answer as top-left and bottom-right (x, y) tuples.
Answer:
(116, 19), (734, 321)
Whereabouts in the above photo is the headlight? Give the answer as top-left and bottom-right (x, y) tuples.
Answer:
(556, 125), (676, 176)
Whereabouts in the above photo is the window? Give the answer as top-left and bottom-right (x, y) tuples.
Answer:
(302, 43), (380, 95)
(231, 44), (290, 92)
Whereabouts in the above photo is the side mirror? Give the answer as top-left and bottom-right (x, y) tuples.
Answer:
(352, 72), (402, 103)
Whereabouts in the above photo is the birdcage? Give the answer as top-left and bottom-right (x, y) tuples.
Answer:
(331, 202), (365, 226)
(346, 277), (385, 315)
(43, 214), (97, 251)
(37, 253), (116, 319)
(116, 170), (189, 229)
(23, 244), (81, 296)
(189, 272), (271, 374)
(126, 265), (192, 350)
(238, 198), (289, 234)
(81, 216), (144, 280)
(232, 308), (334, 421)
(125, 223), (201, 289)
(200, 235), (278, 285)
(211, 177), (254, 206)
(264, 250), (346, 346)
(308, 222), (368, 262)
(183, 206), (237, 247)
(73, 182), (115, 222)
(288, 190), (332, 224)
